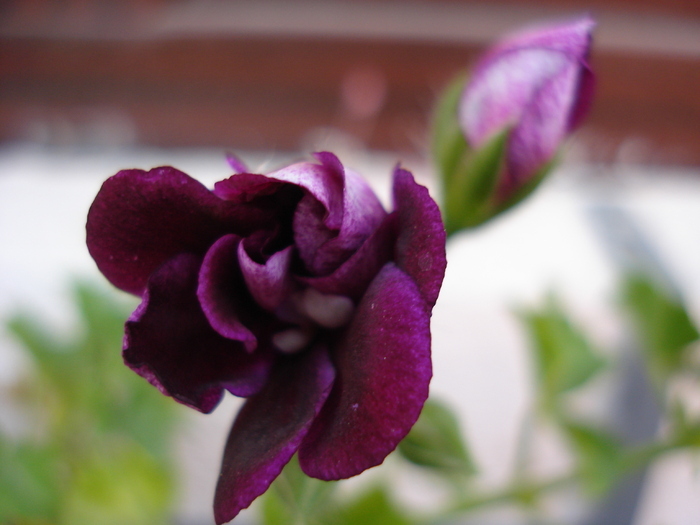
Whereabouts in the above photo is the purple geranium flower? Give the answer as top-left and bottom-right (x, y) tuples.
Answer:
(459, 16), (595, 202)
(86, 152), (446, 523)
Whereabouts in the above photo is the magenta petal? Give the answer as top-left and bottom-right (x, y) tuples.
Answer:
(505, 58), (582, 189)
(268, 155), (344, 230)
(86, 166), (266, 296)
(124, 253), (272, 413)
(392, 168), (447, 307)
(225, 152), (248, 174)
(198, 234), (258, 352)
(214, 346), (335, 524)
(294, 163), (387, 276)
(214, 173), (290, 205)
(298, 263), (432, 480)
(300, 213), (396, 301)
(238, 242), (294, 311)
(459, 17), (595, 149)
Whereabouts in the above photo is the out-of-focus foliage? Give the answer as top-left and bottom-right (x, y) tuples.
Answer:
(519, 295), (606, 414)
(561, 421), (622, 497)
(621, 273), (699, 389)
(0, 282), (181, 525)
(261, 455), (414, 525)
(398, 398), (475, 478)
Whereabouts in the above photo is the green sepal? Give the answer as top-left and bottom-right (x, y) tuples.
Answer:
(431, 73), (514, 234)
(397, 398), (476, 477)
(492, 154), (557, 218)
(334, 486), (414, 525)
(432, 73), (469, 191)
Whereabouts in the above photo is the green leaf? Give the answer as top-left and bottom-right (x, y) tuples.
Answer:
(335, 486), (414, 525)
(62, 440), (174, 525)
(519, 295), (606, 411)
(621, 273), (699, 387)
(2, 280), (180, 524)
(397, 398), (475, 477)
(261, 455), (336, 525)
(563, 421), (622, 497)
(0, 439), (61, 522)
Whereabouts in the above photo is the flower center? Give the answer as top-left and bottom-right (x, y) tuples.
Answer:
(272, 287), (355, 353)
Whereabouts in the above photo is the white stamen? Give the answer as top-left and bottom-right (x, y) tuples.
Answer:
(272, 328), (314, 354)
(302, 288), (355, 329)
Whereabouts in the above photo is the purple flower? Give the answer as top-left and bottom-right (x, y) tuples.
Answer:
(86, 152), (446, 523)
(459, 17), (595, 202)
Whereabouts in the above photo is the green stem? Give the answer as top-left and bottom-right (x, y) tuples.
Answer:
(430, 431), (695, 524)
(429, 473), (576, 523)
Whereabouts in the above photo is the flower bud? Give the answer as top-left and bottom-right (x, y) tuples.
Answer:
(434, 17), (595, 234)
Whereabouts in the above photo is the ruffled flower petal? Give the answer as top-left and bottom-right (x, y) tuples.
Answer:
(214, 346), (335, 524)
(268, 154), (344, 230)
(124, 253), (273, 413)
(86, 166), (267, 296)
(300, 213), (396, 301)
(293, 158), (387, 276)
(197, 234), (261, 352)
(238, 242), (294, 311)
(392, 167), (447, 307)
(298, 263), (432, 480)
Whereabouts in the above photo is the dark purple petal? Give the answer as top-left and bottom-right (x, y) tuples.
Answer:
(124, 253), (273, 413)
(214, 173), (289, 205)
(214, 346), (335, 524)
(298, 263), (432, 480)
(293, 162), (387, 276)
(197, 234), (259, 352)
(300, 213), (396, 301)
(292, 193), (337, 274)
(268, 155), (344, 230)
(238, 242), (294, 311)
(86, 166), (266, 296)
(392, 168), (447, 307)
(567, 63), (595, 132)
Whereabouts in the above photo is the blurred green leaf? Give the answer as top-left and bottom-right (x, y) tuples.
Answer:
(62, 440), (174, 525)
(0, 439), (61, 522)
(334, 486), (414, 525)
(669, 400), (700, 448)
(398, 398), (475, 478)
(621, 273), (699, 387)
(2, 280), (180, 525)
(563, 421), (622, 497)
(520, 296), (605, 413)
(261, 455), (336, 525)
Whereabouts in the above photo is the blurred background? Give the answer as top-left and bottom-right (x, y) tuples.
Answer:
(0, 0), (699, 162)
(1, 1), (699, 524)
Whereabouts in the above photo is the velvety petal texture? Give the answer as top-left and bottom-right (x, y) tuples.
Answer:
(124, 253), (272, 413)
(87, 167), (269, 296)
(85, 152), (447, 524)
(458, 16), (595, 200)
(214, 346), (335, 524)
(298, 263), (432, 479)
